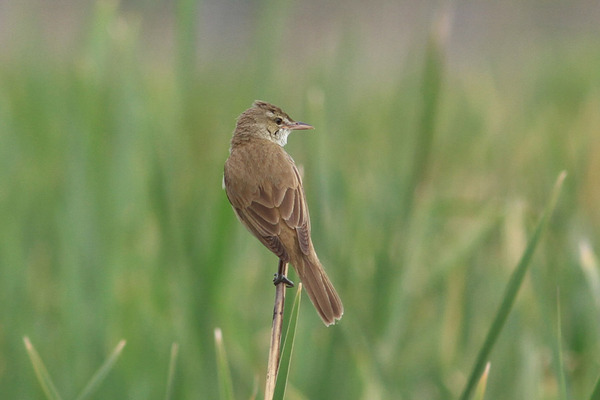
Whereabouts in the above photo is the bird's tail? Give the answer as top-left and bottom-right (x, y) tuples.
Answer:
(294, 254), (343, 326)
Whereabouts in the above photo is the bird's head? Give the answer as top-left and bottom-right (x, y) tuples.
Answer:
(234, 100), (313, 146)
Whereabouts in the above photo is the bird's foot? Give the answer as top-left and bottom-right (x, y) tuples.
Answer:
(273, 273), (294, 288)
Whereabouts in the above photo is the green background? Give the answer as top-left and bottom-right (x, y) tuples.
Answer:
(2, 1), (600, 399)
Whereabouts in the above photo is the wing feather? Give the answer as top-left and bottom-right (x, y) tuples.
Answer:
(249, 200), (280, 225)
(290, 165), (311, 255)
(278, 188), (295, 221)
(225, 143), (313, 260)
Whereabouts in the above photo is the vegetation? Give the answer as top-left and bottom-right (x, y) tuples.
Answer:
(2, 1), (600, 399)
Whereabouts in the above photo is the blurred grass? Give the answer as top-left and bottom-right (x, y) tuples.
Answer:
(214, 329), (234, 400)
(474, 362), (491, 400)
(459, 172), (565, 400)
(2, 1), (600, 399)
(165, 343), (179, 400)
(273, 283), (303, 400)
(23, 337), (63, 400)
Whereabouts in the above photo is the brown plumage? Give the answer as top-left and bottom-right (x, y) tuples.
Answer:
(223, 101), (343, 326)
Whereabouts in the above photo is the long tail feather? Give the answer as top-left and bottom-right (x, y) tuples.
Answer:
(294, 255), (343, 326)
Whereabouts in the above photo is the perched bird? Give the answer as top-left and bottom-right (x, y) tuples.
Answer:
(223, 101), (343, 326)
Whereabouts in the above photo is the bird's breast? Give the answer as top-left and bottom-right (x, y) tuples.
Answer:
(225, 139), (299, 205)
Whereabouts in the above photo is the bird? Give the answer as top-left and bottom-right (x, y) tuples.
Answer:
(223, 100), (343, 326)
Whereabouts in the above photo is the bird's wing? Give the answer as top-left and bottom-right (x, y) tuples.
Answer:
(225, 152), (312, 260)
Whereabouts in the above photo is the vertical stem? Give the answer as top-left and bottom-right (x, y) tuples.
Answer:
(264, 260), (288, 400)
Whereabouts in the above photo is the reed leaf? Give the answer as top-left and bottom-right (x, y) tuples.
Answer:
(459, 171), (566, 400)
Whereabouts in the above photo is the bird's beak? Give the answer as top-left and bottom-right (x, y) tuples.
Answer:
(286, 121), (314, 131)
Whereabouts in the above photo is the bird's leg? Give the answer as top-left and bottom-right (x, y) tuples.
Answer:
(273, 259), (294, 288)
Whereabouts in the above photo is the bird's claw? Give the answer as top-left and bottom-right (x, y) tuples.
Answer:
(273, 273), (294, 288)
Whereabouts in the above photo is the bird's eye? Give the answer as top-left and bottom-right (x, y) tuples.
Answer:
(274, 117), (283, 125)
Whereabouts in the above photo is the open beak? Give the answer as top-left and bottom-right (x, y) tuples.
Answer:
(286, 121), (314, 131)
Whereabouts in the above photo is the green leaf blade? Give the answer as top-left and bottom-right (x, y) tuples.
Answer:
(273, 283), (303, 400)
(214, 328), (235, 400)
(23, 337), (64, 400)
(75, 340), (126, 400)
(459, 171), (566, 400)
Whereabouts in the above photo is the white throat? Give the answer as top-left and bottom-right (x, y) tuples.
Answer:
(274, 128), (291, 147)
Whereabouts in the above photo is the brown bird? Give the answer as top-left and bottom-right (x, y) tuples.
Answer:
(223, 101), (343, 326)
